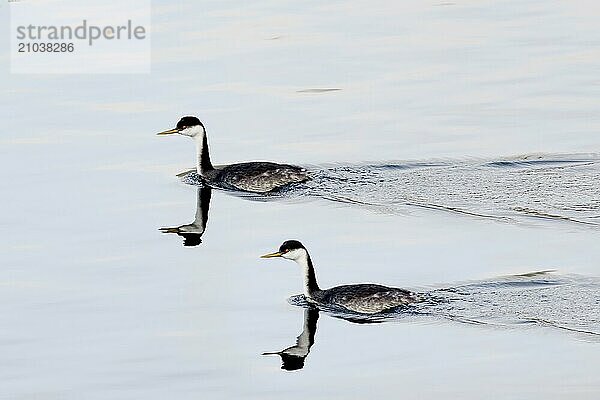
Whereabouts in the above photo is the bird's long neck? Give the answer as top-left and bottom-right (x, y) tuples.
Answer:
(297, 251), (320, 298)
(195, 134), (214, 176)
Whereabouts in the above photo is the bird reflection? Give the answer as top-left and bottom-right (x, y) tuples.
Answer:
(159, 187), (211, 247)
(263, 301), (391, 371)
(263, 307), (319, 371)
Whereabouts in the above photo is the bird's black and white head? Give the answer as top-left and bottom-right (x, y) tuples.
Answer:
(261, 240), (320, 296)
(157, 116), (205, 138)
(261, 240), (309, 262)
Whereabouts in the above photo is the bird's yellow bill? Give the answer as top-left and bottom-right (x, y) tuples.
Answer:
(260, 251), (283, 258)
(157, 128), (179, 135)
(158, 227), (179, 233)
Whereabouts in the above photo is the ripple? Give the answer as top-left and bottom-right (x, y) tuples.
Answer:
(424, 273), (600, 339)
(302, 154), (600, 227)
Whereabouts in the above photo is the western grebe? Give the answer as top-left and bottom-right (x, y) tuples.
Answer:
(261, 240), (420, 314)
(157, 116), (309, 193)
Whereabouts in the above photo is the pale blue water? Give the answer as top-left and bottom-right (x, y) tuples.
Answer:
(1, 0), (600, 399)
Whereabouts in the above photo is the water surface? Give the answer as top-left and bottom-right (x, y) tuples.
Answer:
(2, 0), (600, 399)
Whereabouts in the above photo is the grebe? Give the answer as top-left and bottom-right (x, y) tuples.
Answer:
(261, 240), (419, 314)
(158, 116), (309, 193)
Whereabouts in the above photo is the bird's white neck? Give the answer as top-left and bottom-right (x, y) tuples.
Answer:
(294, 251), (320, 298)
(194, 134), (214, 176)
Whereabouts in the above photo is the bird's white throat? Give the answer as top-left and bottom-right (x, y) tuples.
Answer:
(193, 132), (214, 176)
(285, 249), (318, 298)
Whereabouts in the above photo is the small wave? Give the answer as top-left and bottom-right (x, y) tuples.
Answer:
(484, 158), (594, 169)
(424, 273), (600, 339)
(301, 154), (600, 227)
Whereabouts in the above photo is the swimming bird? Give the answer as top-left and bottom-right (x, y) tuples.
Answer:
(261, 240), (420, 314)
(157, 116), (309, 193)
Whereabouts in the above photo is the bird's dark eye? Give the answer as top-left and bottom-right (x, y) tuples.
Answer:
(181, 126), (187, 129)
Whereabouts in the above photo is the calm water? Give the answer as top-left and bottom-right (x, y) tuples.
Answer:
(2, 1), (600, 399)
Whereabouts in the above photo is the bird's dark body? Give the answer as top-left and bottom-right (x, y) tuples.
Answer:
(208, 161), (309, 193)
(311, 284), (418, 314)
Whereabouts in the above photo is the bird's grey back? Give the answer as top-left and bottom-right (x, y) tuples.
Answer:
(317, 284), (417, 314)
(214, 162), (308, 192)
